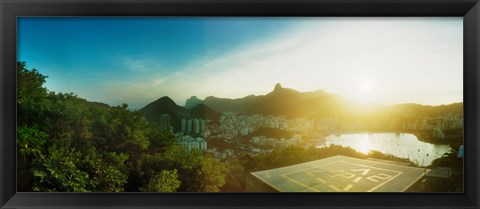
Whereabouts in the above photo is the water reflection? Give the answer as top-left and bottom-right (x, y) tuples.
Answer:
(320, 133), (452, 167)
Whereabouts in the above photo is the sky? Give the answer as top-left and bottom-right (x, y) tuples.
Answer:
(17, 17), (463, 110)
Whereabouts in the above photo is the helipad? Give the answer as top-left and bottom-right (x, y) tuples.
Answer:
(247, 155), (426, 192)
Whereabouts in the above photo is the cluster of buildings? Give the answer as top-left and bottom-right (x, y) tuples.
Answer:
(208, 112), (337, 139)
(401, 115), (463, 139)
(250, 134), (303, 150)
(401, 115), (463, 131)
(175, 135), (207, 152)
(180, 118), (206, 135)
(158, 114), (209, 152)
(158, 114), (208, 136)
(158, 111), (463, 156)
(215, 113), (265, 137)
(205, 148), (234, 159)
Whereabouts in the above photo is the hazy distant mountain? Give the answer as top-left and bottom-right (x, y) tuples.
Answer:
(184, 96), (204, 109)
(200, 83), (350, 118)
(243, 83), (349, 118)
(391, 103), (463, 118)
(203, 94), (258, 113)
(139, 96), (221, 131)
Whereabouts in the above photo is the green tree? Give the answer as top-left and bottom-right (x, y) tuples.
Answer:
(17, 126), (48, 191)
(17, 61), (51, 127)
(17, 62), (231, 192)
(139, 170), (181, 192)
(155, 146), (204, 192)
(220, 159), (246, 192)
(202, 157), (229, 192)
(30, 141), (92, 192)
(78, 146), (129, 192)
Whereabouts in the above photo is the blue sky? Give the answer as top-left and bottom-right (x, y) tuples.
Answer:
(18, 17), (462, 110)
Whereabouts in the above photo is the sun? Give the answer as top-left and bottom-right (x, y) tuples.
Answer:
(359, 80), (373, 93)
(353, 79), (378, 104)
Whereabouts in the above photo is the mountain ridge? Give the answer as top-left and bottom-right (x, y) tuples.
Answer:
(139, 83), (463, 131)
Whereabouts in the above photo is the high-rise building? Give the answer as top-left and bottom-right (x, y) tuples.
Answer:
(200, 120), (205, 132)
(193, 119), (200, 134)
(159, 114), (171, 132)
(187, 119), (192, 133)
(181, 119), (186, 133)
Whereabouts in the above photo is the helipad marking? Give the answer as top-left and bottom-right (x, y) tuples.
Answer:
(281, 174), (320, 192)
(366, 173), (392, 182)
(250, 156), (427, 192)
(306, 169), (324, 177)
(279, 160), (405, 192)
(367, 171), (403, 192)
(250, 172), (283, 192)
(317, 178), (327, 184)
(332, 172), (355, 178)
(340, 161), (403, 173)
(281, 161), (339, 176)
(264, 171), (271, 178)
(329, 185), (341, 191)
(339, 160), (403, 192)
(279, 161), (340, 192)
(351, 168), (371, 175)
(400, 170), (426, 192)
(343, 184), (354, 191)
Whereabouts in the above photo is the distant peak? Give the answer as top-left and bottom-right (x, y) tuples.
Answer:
(158, 96), (173, 101)
(156, 96), (176, 105)
(184, 95), (204, 109)
(274, 83), (283, 91)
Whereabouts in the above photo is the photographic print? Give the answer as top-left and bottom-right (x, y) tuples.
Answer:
(17, 17), (463, 192)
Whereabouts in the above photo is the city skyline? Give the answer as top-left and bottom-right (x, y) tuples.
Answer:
(17, 17), (463, 109)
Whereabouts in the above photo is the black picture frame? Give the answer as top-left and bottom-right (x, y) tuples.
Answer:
(1, 0), (479, 208)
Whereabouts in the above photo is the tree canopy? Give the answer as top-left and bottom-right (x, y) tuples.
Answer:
(17, 62), (228, 192)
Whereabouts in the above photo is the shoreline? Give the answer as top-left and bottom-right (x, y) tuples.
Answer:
(327, 130), (460, 145)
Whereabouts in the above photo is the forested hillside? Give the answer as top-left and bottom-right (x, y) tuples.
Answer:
(17, 62), (228, 192)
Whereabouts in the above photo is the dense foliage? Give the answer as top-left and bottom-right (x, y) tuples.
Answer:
(17, 62), (229, 192)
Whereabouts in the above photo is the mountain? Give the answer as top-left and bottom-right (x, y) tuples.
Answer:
(184, 96), (204, 109)
(190, 104), (221, 120)
(203, 94), (258, 113)
(139, 96), (187, 131)
(139, 96), (221, 131)
(391, 103), (463, 118)
(244, 83), (347, 118)
(200, 83), (350, 118)
(201, 84), (462, 120)
(142, 84), (463, 130)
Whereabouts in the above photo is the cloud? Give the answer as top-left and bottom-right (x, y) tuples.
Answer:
(122, 56), (161, 72)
